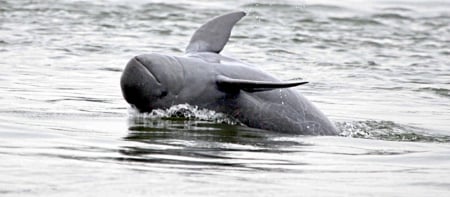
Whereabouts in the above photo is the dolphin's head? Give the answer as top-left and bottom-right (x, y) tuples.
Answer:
(120, 54), (184, 112)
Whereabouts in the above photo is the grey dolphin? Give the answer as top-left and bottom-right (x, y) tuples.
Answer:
(120, 11), (338, 135)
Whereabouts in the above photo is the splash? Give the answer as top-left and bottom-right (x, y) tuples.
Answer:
(337, 120), (450, 143)
(129, 104), (240, 125)
(129, 105), (450, 143)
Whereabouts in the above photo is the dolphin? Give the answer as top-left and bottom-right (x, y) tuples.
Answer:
(120, 11), (338, 135)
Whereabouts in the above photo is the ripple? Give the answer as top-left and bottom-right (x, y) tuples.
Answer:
(417, 87), (450, 98)
(141, 3), (188, 12)
(361, 40), (383, 47)
(266, 48), (297, 55)
(337, 120), (450, 143)
(329, 17), (384, 25)
(98, 67), (123, 72)
(372, 13), (413, 20)
(241, 3), (304, 9)
(46, 97), (112, 104)
(307, 4), (351, 12)
(382, 7), (415, 12)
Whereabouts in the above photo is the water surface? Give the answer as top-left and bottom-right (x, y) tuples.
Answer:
(1, 0), (450, 196)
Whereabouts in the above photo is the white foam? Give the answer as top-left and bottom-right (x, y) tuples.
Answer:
(129, 104), (240, 125)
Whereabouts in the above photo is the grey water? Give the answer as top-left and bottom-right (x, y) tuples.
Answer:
(1, 0), (450, 196)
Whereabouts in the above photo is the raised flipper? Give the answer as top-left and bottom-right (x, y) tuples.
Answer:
(216, 75), (308, 93)
(186, 11), (246, 54)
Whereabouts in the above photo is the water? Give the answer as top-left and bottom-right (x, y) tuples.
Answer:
(1, 0), (450, 196)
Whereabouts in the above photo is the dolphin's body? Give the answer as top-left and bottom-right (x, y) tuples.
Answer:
(121, 11), (338, 135)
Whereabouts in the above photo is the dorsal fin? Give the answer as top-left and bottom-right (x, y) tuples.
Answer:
(185, 11), (246, 54)
(216, 75), (308, 93)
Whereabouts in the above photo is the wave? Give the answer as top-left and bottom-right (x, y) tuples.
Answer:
(129, 105), (449, 143)
(372, 13), (412, 20)
(337, 120), (450, 143)
(329, 17), (383, 25)
(417, 87), (450, 98)
(240, 3), (304, 9)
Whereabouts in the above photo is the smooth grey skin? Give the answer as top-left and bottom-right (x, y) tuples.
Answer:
(121, 11), (338, 135)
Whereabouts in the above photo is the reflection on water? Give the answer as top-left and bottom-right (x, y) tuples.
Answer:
(122, 116), (308, 171)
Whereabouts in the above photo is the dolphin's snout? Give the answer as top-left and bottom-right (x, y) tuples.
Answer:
(131, 56), (161, 84)
(120, 57), (164, 112)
